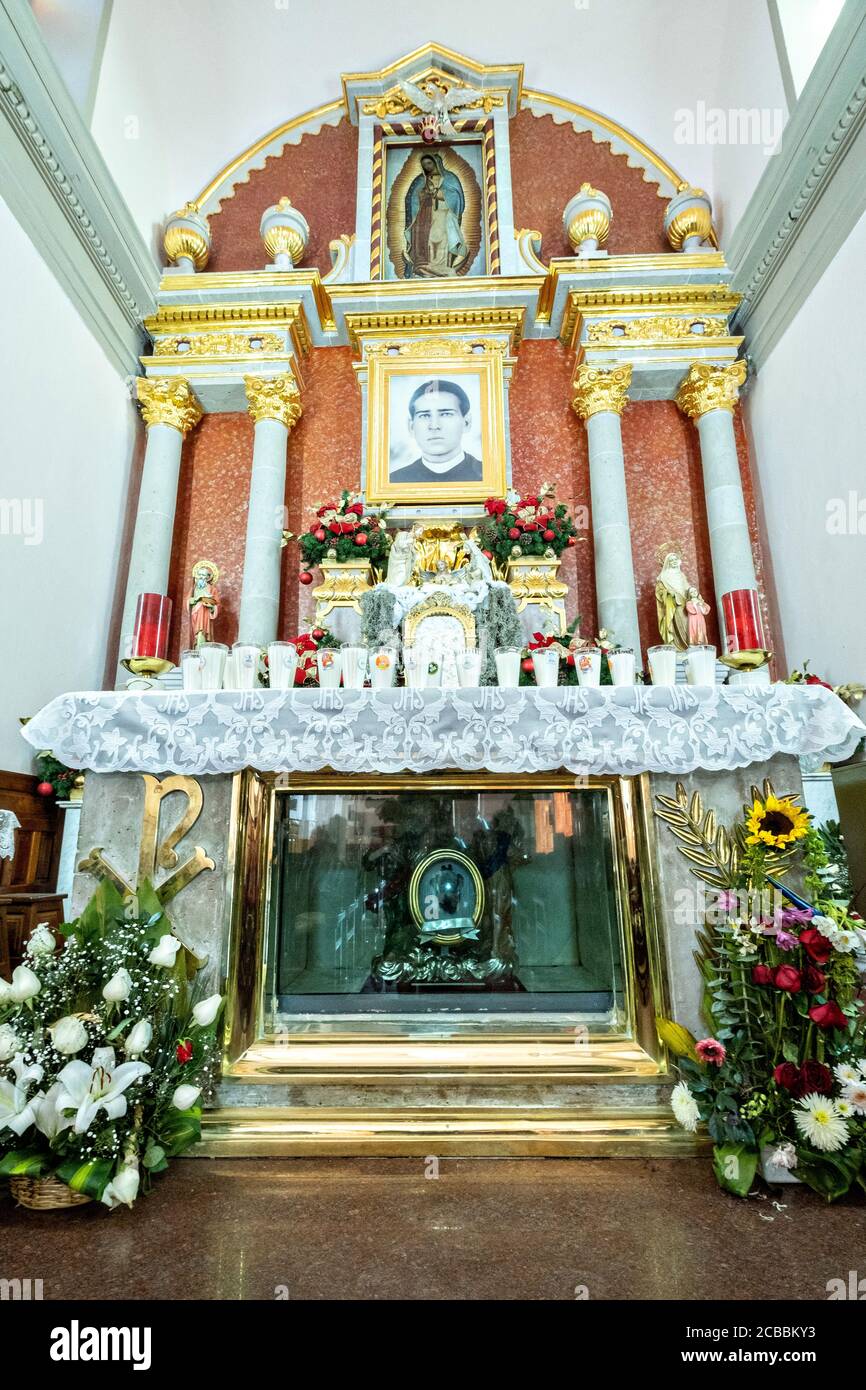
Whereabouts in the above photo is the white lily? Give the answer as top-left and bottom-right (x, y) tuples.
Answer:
(34, 1082), (73, 1139)
(55, 1048), (150, 1134)
(9, 964), (41, 1004)
(123, 1019), (153, 1057)
(0, 1023), (21, 1062)
(101, 1156), (140, 1210)
(0, 977), (10, 1004)
(171, 1084), (201, 1110)
(27, 923), (56, 956)
(49, 1015), (89, 1056)
(148, 934), (181, 968)
(102, 968), (133, 1003)
(192, 994), (222, 1028)
(0, 1055), (44, 1135)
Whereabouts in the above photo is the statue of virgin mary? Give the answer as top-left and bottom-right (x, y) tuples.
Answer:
(655, 546), (692, 650)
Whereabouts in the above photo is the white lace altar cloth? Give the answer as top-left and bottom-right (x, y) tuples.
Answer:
(20, 685), (865, 778)
(387, 577), (511, 626)
(0, 810), (21, 860)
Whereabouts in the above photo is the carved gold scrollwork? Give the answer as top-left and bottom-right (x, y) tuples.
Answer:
(78, 773), (215, 904)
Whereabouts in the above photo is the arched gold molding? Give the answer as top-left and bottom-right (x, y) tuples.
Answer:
(191, 67), (700, 225)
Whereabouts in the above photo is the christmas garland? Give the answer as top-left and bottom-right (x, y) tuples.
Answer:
(477, 488), (579, 571)
(297, 491), (391, 582)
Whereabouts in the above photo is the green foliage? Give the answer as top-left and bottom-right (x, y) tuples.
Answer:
(34, 751), (78, 797)
(712, 1143), (758, 1197)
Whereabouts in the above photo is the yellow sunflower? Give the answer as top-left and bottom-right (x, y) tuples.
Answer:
(745, 794), (810, 848)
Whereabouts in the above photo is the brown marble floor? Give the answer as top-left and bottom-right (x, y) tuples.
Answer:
(2, 1157), (865, 1301)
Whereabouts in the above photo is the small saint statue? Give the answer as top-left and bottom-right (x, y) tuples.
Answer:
(685, 587), (711, 646)
(460, 531), (493, 584)
(386, 527), (418, 587)
(655, 546), (693, 651)
(188, 559), (220, 648)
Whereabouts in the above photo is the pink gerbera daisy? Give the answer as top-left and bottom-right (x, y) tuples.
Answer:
(696, 1038), (727, 1066)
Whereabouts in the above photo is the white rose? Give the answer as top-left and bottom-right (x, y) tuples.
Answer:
(101, 1160), (140, 1210)
(147, 934), (181, 968)
(27, 923), (56, 956)
(49, 1015), (89, 1055)
(192, 994), (222, 1028)
(0, 1023), (21, 1061)
(171, 1084), (201, 1110)
(10, 965), (41, 1003)
(102, 968), (132, 1003)
(0, 978), (10, 1004)
(124, 1019), (153, 1056)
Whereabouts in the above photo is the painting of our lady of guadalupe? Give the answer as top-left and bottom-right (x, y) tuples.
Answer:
(384, 143), (485, 280)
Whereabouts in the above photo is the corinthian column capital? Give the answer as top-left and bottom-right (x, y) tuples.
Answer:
(676, 360), (747, 419)
(244, 373), (303, 429)
(571, 363), (632, 420)
(136, 377), (203, 434)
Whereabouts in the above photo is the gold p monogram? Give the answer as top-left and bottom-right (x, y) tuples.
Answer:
(79, 774), (215, 903)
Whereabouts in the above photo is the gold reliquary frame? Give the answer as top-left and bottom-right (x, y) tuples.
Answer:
(222, 769), (671, 1085)
(360, 336), (511, 506)
(403, 596), (476, 646)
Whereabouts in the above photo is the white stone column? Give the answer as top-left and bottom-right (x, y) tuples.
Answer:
(571, 364), (642, 661)
(119, 378), (202, 666)
(238, 374), (302, 645)
(55, 797), (83, 908)
(676, 361), (757, 641)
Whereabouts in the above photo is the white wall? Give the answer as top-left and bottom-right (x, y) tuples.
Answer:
(91, 0), (784, 259)
(746, 204), (866, 687)
(774, 0), (844, 97)
(0, 193), (137, 773)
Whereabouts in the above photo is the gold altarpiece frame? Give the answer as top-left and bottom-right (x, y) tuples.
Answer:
(222, 769), (672, 1086)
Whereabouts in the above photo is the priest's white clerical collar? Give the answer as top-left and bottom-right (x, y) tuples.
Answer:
(417, 451), (466, 475)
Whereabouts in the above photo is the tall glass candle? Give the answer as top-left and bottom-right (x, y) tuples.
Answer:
(722, 589), (766, 653)
(132, 593), (172, 660)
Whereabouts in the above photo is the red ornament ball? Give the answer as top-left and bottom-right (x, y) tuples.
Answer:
(542, 529), (555, 542)
(354, 532), (368, 546)
(508, 527), (521, 540)
(314, 527), (326, 541)
(567, 536), (576, 547)
(521, 657), (534, 674)
(482, 549), (493, 559)
(36, 781), (54, 797)
(299, 571), (313, 585)
(312, 628), (325, 640)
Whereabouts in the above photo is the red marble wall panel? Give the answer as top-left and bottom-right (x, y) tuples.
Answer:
(509, 339), (592, 633)
(207, 120), (358, 276)
(167, 413), (253, 657)
(509, 110), (673, 260)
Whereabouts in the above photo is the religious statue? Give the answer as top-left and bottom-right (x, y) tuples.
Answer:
(411, 525), (470, 581)
(385, 526), (418, 587)
(685, 586), (711, 646)
(460, 530), (493, 583)
(188, 559), (220, 648)
(655, 546), (692, 650)
(403, 151), (468, 278)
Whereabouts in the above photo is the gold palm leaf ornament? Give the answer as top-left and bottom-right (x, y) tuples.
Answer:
(654, 779), (799, 889)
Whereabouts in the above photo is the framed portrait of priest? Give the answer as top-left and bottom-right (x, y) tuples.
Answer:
(364, 343), (509, 506)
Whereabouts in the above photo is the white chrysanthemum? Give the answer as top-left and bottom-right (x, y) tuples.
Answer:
(842, 1082), (866, 1116)
(811, 914), (837, 935)
(834, 1062), (861, 1085)
(829, 929), (859, 954)
(794, 1094), (849, 1152)
(671, 1081), (701, 1133)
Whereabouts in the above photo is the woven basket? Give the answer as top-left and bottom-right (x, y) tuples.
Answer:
(9, 1174), (92, 1210)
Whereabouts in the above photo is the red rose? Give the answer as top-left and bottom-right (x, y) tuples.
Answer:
(298, 571), (313, 585)
(176, 1039), (194, 1065)
(799, 927), (833, 964)
(809, 1001), (848, 1031)
(802, 964), (826, 994)
(328, 521), (341, 534)
(801, 1060), (834, 1095)
(773, 1062), (802, 1094)
(772, 963), (802, 993)
(508, 527), (521, 540)
(354, 532), (368, 546)
(543, 530), (556, 542)
(751, 963), (774, 985)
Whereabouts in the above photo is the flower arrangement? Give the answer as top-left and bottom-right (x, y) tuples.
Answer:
(297, 491), (391, 582)
(34, 750), (79, 799)
(0, 880), (222, 1209)
(785, 659), (864, 708)
(290, 627), (342, 686)
(656, 784), (866, 1199)
(518, 619), (618, 686)
(478, 486), (579, 572)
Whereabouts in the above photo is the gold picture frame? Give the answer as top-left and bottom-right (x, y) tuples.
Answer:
(364, 339), (509, 505)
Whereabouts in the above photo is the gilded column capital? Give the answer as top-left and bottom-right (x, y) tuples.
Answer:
(244, 373), (303, 429)
(571, 364), (633, 419)
(136, 377), (203, 434)
(675, 360), (747, 419)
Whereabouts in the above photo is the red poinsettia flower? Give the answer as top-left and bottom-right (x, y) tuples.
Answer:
(808, 1001), (848, 1031)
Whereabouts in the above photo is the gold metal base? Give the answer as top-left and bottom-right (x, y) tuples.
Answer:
(121, 657), (175, 678)
(196, 1104), (703, 1158)
(719, 649), (772, 672)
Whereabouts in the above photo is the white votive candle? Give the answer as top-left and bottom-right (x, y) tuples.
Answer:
(369, 647), (396, 689)
(199, 643), (227, 691)
(316, 647), (342, 688)
(532, 647), (560, 688)
(233, 643), (260, 690)
(575, 647), (601, 688)
(180, 648), (203, 691)
(607, 648), (636, 686)
(457, 649), (483, 687)
(495, 648), (521, 688)
(648, 644), (677, 686)
(686, 644), (717, 686)
(340, 646), (368, 689)
(267, 642), (298, 691)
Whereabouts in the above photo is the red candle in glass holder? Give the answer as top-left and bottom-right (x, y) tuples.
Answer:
(132, 593), (172, 660)
(722, 589), (765, 653)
